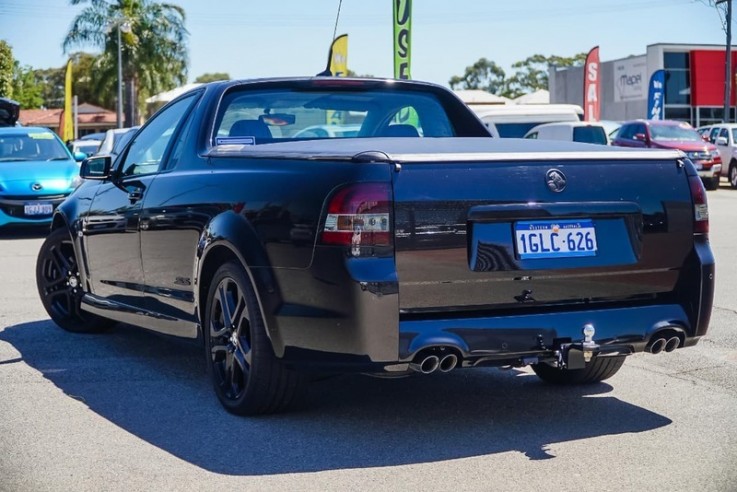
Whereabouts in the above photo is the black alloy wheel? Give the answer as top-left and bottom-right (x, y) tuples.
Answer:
(208, 274), (252, 402)
(204, 261), (305, 415)
(36, 227), (113, 333)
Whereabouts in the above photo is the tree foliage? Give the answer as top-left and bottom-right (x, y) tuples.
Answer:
(64, 0), (189, 124)
(11, 62), (44, 108)
(194, 72), (230, 83)
(448, 58), (507, 95)
(449, 53), (587, 98)
(0, 40), (14, 98)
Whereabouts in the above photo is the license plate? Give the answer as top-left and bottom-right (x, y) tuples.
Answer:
(515, 219), (598, 259)
(24, 202), (53, 216)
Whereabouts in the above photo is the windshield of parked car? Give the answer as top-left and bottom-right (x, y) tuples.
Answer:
(214, 88), (457, 143)
(0, 131), (69, 162)
(649, 124), (702, 142)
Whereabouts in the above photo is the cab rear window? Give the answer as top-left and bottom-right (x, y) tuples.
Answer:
(213, 88), (457, 144)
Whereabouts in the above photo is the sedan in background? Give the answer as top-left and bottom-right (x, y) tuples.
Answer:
(611, 119), (722, 190)
(0, 127), (84, 228)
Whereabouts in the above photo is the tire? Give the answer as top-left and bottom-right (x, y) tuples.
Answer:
(532, 355), (626, 385)
(730, 163), (737, 189)
(36, 227), (114, 333)
(204, 260), (305, 415)
(705, 177), (719, 191)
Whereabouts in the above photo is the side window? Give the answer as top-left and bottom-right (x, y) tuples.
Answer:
(709, 127), (721, 143)
(618, 124), (635, 140)
(525, 132), (538, 139)
(119, 94), (198, 176)
(719, 128), (729, 140)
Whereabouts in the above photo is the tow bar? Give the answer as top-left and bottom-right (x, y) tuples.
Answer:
(554, 324), (599, 370)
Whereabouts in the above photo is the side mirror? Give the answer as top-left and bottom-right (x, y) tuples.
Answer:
(716, 136), (729, 146)
(80, 155), (113, 180)
(73, 151), (87, 162)
(633, 133), (647, 142)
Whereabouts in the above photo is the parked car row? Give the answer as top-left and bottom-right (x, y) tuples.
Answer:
(697, 123), (737, 188)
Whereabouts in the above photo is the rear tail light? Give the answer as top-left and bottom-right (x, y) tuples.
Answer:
(688, 174), (709, 234)
(321, 183), (392, 255)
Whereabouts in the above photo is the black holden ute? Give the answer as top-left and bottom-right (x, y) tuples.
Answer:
(36, 78), (714, 415)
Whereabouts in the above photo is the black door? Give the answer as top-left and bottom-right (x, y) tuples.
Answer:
(82, 94), (201, 310)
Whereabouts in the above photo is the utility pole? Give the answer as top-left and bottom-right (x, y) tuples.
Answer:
(718, 0), (733, 122)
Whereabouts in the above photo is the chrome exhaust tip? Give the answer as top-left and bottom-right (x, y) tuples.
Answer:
(410, 355), (440, 374)
(664, 336), (680, 353)
(649, 338), (666, 355)
(438, 354), (458, 373)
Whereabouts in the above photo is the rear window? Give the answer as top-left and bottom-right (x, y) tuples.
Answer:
(213, 88), (457, 144)
(573, 126), (608, 145)
(0, 131), (69, 161)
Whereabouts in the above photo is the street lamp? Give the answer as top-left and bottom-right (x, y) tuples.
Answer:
(717, 0), (733, 122)
(115, 20), (131, 128)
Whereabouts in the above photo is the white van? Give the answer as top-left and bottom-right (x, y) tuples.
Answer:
(524, 121), (609, 145)
(467, 104), (584, 138)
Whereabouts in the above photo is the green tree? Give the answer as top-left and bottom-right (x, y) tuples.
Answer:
(448, 58), (507, 95)
(194, 72), (230, 83)
(0, 40), (14, 98)
(64, 0), (189, 125)
(506, 53), (587, 97)
(11, 62), (44, 108)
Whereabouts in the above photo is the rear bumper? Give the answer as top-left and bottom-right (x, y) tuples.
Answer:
(267, 239), (714, 373)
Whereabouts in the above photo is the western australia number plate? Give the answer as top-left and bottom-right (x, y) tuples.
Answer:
(515, 219), (598, 259)
(24, 202), (53, 216)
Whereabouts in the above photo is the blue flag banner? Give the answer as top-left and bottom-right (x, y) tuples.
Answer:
(647, 70), (665, 120)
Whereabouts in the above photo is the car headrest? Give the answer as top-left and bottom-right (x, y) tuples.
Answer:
(229, 119), (272, 138)
(382, 124), (420, 137)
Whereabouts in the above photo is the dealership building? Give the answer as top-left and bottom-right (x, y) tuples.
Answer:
(549, 43), (733, 127)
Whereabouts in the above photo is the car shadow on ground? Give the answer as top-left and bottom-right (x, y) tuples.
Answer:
(0, 320), (672, 476)
(0, 226), (48, 240)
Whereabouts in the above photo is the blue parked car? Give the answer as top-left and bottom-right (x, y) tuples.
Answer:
(0, 126), (85, 228)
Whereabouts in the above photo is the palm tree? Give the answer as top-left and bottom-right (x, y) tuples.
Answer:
(63, 0), (188, 126)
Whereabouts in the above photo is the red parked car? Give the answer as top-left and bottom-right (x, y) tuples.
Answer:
(611, 119), (722, 190)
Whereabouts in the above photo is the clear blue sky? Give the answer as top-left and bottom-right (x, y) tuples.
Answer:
(0, 0), (730, 87)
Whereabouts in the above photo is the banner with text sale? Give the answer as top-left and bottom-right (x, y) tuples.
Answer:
(583, 46), (600, 121)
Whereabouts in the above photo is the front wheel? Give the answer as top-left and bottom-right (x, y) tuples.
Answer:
(705, 177), (720, 191)
(36, 227), (114, 333)
(730, 164), (737, 189)
(532, 355), (626, 385)
(204, 261), (305, 415)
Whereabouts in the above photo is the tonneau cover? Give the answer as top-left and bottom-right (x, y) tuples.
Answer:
(206, 137), (685, 162)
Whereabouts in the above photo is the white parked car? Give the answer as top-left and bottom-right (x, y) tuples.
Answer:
(468, 104), (584, 138)
(524, 121), (609, 145)
(706, 123), (737, 187)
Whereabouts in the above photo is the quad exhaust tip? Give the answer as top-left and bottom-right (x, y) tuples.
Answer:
(410, 350), (460, 374)
(648, 335), (682, 355)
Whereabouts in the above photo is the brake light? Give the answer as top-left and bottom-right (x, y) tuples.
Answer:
(321, 183), (392, 254)
(689, 175), (709, 234)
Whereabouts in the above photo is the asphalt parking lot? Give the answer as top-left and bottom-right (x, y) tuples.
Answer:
(1, 184), (736, 491)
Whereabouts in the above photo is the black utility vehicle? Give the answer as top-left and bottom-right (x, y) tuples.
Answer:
(36, 78), (714, 415)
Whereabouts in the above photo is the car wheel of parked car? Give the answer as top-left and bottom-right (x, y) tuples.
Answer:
(706, 177), (720, 191)
(730, 163), (737, 189)
(205, 261), (305, 415)
(531, 355), (625, 384)
(36, 228), (114, 333)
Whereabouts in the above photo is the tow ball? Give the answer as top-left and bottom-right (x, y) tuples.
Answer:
(555, 324), (599, 370)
